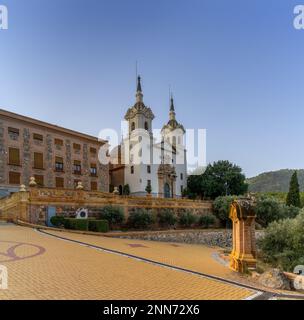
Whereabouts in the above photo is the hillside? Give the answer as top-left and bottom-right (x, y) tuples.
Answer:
(247, 169), (304, 193)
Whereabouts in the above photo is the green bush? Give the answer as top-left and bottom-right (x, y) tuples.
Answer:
(123, 184), (130, 196)
(64, 218), (88, 231)
(157, 209), (177, 227)
(50, 215), (65, 227)
(88, 220), (109, 233)
(128, 208), (156, 229)
(199, 214), (216, 228)
(213, 196), (236, 227)
(99, 206), (124, 227)
(179, 211), (197, 227)
(259, 210), (304, 272)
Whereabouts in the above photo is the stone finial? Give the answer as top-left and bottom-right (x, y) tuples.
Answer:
(19, 184), (27, 192)
(113, 187), (119, 195)
(29, 177), (37, 187)
(76, 181), (84, 190)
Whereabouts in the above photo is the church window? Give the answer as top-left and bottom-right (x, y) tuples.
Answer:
(180, 173), (183, 180)
(147, 165), (151, 174)
(144, 122), (148, 130)
(131, 122), (135, 131)
(131, 166), (134, 174)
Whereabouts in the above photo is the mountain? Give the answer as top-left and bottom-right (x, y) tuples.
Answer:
(247, 169), (304, 193)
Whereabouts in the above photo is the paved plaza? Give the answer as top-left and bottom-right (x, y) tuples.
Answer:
(0, 224), (260, 300)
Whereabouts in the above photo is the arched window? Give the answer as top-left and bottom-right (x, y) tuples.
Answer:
(144, 121), (148, 131)
(131, 122), (135, 131)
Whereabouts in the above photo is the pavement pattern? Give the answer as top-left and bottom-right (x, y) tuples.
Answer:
(0, 224), (260, 300)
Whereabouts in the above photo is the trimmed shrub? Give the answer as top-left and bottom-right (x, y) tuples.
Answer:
(50, 215), (65, 227)
(199, 214), (216, 228)
(123, 184), (130, 196)
(99, 205), (125, 227)
(88, 220), (109, 233)
(157, 209), (177, 227)
(128, 208), (156, 229)
(179, 211), (197, 227)
(64, 218), (88, 231)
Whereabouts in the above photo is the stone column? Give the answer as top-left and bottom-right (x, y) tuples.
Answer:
(229, 198), (257, 273)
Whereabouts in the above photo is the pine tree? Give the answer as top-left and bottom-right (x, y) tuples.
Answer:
(286, 171), (301, 207)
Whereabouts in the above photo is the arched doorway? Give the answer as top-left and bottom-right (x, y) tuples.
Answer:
(164, 183), (171, 198)
(119, 185), (123, 195)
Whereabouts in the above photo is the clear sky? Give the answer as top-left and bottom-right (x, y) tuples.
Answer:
(0, 0), (303, 177)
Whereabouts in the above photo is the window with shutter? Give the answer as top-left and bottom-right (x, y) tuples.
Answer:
(90, 163), (97, 176)
(33, 133), (43, 141)
(55, 157), (64, 171)
(9, 172), (21, 185)
(55, 177), (64, 188)
(90, 147), (97, 155)
(73, 160), (81, 174)
(73, 143), (81, 151)
(54, 138), (63, 146)
(34, 153), (44, 169)
(91, 181), (98, 191)
(34, 175), (44, 187)
(8, 148), (20, 166)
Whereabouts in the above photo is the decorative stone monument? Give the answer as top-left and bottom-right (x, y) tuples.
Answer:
(29, 177), (37, 187)
(19, 185), (27, 192)
(76, 181), (84, 190)
(113, 187), (119, 195)
(229, 198), (257, 273)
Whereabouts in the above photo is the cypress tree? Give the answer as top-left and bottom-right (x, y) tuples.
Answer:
(286, 171), (301, 207)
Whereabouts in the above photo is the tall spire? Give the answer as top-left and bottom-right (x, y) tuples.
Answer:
(136, 75), (143, 103)
(170, 94), (175, 112)
(169, 94), (176, 120)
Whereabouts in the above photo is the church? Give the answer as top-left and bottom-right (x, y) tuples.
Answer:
(109, 76), (187, 198)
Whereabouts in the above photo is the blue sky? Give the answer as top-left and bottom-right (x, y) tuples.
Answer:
(0, 0), (303, 177)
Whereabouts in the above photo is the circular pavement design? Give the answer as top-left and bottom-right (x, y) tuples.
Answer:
(0, 240), (46, 263)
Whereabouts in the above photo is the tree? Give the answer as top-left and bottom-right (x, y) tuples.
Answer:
(145, 182), (152, 194)
(123, 184), (130, 196)
(286, 171), (301, 208)
(187, 160), (248, 199)
(213, 196), (237, 227)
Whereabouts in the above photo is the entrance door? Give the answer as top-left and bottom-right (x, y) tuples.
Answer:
(47, 207), (56, 227)
(164, 183), (171, 198)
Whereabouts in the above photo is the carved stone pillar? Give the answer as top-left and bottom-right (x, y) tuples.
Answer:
(229, 198), (257, 273)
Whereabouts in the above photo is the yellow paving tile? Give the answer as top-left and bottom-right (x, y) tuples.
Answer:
(0, 225), (257, 300)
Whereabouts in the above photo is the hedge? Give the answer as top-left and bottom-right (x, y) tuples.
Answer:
(64, 218), (88, 231)
(88, 220), (109, 233)
(50, 216), (65, 227)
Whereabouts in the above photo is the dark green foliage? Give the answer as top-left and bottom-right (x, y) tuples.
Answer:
(123, 184), (130, 196)
(199, 214), (216, 228)
(64, 218), (88, 231)
(128, 208), (156, 229)
(50, 215), (65, 227)
(259, 210), (304, 272)
(187, 161), (248, 200)
(179, 211), (197, 227)
(157, 209), (177, 227)
(213, 196), (236, 227)
(145, 183), (152, 194)
(88, 220), (109, 233)
(286, 171), (301, 208)
(99, 205), (124, 227)
(255, 197), (284, 227)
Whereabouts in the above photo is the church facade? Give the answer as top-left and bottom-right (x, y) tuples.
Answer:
(109, 77), (187, 198)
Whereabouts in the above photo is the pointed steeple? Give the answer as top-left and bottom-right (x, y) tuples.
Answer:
(170, 95), (175, 112)
(137, 76), (142, 92)
(169, 94), (176, 121)
(136, 75), (143, 103)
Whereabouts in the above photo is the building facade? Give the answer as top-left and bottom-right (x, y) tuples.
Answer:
(109, 77), (187, 198)
(0, 109), (109, 196)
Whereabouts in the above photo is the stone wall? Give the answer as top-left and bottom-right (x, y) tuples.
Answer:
(0, 187), (213, 225)
(112, 230), (265, 248)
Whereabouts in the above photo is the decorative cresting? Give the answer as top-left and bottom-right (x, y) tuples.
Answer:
(229, 198), (257, 273)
